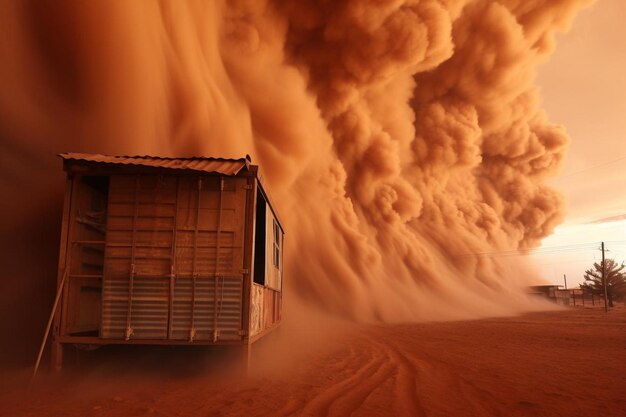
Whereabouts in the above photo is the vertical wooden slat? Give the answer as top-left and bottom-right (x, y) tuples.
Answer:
(189, 177), (202, 342)
(167, 177), (180, 339)
(124, 176), (140, 340)
(212, 177), (225, 342)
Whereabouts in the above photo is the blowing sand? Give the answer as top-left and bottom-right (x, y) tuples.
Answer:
(1, 305), (625, 417)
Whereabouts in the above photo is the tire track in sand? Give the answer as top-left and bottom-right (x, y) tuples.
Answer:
(374, 327), (503, 417)
(368, 337), (428, 417)
(288, 336), (395, 417)
(281, 326), (504, 417)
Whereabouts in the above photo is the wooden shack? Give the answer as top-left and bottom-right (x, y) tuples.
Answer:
(51, 153), (284, 369)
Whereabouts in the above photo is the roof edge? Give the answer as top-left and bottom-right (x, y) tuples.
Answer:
(59, 153), (252, 176)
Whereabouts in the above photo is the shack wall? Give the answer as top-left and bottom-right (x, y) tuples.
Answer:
(100, 174), (248, 342)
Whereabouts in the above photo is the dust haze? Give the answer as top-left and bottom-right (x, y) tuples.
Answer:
(0, 0), (594, 365)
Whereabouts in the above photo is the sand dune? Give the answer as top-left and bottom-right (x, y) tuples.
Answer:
(1, 306), (624, 417)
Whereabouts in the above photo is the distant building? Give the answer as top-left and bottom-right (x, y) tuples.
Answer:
(528, 285), (602, 307)
(528, 285), (570, 305)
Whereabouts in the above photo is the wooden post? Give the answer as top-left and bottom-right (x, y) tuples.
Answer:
(50, 338), (64, 372)
(34, 268), (69, 380)
(241, 172), (258, 353)
(50, 175), (76, 371)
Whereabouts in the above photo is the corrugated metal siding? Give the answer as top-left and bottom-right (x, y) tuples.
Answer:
(101, 174), (247, 342)
(60, 153), (249, 176)
(170, 275), (243, 341)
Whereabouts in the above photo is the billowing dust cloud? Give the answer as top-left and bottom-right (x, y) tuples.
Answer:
(0, 0), (594, 359)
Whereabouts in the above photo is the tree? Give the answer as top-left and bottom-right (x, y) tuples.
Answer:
(580, 258), (626, 307)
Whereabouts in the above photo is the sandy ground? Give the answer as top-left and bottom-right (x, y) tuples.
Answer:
(1, 305), (625, 417)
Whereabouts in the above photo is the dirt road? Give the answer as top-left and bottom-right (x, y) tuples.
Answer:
(1, 306), (625, 417)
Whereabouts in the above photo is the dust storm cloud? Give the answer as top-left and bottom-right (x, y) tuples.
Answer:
(0, 0), (593, 362)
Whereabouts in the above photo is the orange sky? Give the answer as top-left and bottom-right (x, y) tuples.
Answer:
(538, 0), (626, 223)
(533, 0), (626, 286)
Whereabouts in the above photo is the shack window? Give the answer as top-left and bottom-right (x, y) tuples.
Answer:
(253, 189), (266, 285)
(273, 219), (281, 270)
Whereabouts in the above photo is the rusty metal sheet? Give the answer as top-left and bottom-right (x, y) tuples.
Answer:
(250, 285), (264, 336)
(250, 286), (281, 337)
(59, 153), (249, 176)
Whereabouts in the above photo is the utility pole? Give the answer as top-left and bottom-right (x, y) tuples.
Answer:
(563, 274), (567, 290)
(601, 241), (608, 312)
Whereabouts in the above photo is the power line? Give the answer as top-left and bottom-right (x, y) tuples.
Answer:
(551, 155), (626, 182)
(455, 240), (626, 258)
(459, 242), (597, 258)
(602, 240), (626, 245)
(537, 259), (595, 267)
(456, 240), (626, 259)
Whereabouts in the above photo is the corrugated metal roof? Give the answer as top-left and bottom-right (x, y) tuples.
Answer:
(59, 153), (250, 175)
